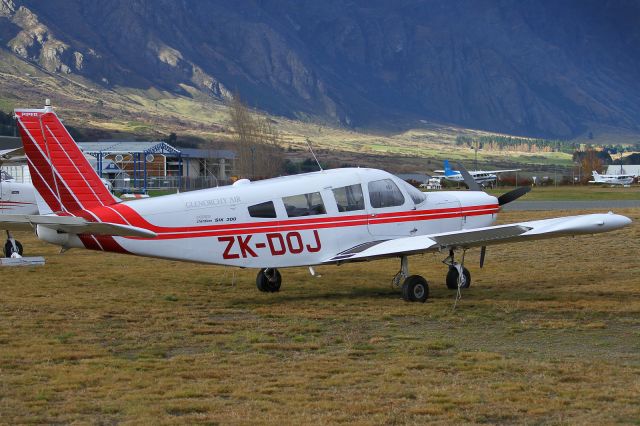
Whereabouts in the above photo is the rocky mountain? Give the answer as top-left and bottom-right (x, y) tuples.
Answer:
(1, 0), (639, 139)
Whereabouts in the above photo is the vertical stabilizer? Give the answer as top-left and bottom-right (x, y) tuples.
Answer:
(443, 160), (456, 176)
(14, 102), (116, 213)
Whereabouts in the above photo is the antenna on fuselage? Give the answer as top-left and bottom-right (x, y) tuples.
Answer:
(305, 138), (323, 172)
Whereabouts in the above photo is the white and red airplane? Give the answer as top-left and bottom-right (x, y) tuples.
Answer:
(0, 102), (632, 302)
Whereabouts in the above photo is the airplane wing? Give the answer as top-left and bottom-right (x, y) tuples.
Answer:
(0, 214), (157, 238)
(0, 147), (26, 164)
(486, 169), (520, 174)
(324, 213), (630, 263)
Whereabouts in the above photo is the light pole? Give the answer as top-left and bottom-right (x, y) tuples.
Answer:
(250, 146), (256, 178)
(474, 140), (479, 171)
(554, 141), (558, 188)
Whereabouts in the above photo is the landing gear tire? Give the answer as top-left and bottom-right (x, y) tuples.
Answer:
(256, 268), (282, 293)
(4, 240), (23, 257)
(446, 266), (471, 290)
(401, 275), (429, 303)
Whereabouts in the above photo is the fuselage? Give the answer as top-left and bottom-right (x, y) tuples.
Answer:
(443, 171), (497, 185)
(39, 168), (499, 268)
(0, 178), (38, 215)
(590, 173), (634, 186)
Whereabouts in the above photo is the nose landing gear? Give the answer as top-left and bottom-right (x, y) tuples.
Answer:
(442, 249), (471, 290)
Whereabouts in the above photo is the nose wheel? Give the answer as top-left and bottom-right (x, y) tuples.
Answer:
(256, 268), (282, 292)
(443, 249), (471, 290)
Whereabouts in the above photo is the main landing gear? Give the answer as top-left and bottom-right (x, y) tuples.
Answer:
(392, 249), (472, 303)
(392, 256), (430, 303)
(4, 231), (23, 258)
(256, 268), (282, 292)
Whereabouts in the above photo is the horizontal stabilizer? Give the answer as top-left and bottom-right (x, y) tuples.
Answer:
(0, 214), (157, 238)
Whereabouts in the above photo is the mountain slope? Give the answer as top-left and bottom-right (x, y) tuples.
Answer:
(1, 0), (639, 138)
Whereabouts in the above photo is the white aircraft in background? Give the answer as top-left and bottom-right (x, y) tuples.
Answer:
(0, 170), (37, 256)
(1, 148), (113, 257)
(589, 171), (635, 186)
(0, 102), (631, 303)
(434, 160), (520, 187)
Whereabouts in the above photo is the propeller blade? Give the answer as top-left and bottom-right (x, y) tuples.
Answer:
(480, 246), (486, 268)
(455, 161), (482, 191)
(498, 186), (531, 206)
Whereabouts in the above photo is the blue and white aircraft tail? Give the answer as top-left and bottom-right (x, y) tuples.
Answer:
(435, 160), (520, 187)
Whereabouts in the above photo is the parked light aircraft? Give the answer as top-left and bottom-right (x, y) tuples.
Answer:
(589, 170), (635, 186)
(434, 160), (520, 187)
(1, 147), (113, 257)
(0, 102), (632, 302)
(0, 170), (37, 256)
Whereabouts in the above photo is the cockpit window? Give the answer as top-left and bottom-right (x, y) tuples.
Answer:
(0, 171), (13, 181)
(332, 184), (365, 212)
(283, 192), (326, 217)
(368, 179), (405, 208)
(248, 201), (277, 218)
(400, 180), (427, 205)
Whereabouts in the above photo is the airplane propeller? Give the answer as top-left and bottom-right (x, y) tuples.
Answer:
(454, 161), (531, 268)
(497, 186), (531, 206)
(455, 161), (482, 191)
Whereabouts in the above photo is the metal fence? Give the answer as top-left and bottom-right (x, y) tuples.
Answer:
(112, 176), (232, 193)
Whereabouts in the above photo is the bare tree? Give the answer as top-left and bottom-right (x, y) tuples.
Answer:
(227, 95), (284, 179)
(580, 149), (603, 183)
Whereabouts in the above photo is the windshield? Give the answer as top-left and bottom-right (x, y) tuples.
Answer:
(0, 171), (13, 181)
(400, 179), (427, 205)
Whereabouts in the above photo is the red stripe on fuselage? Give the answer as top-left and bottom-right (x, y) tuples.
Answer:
(93, 203), (498, 235)
(0, 201), (36, 205)
(78, 203), (498, 242)
(131, 208), (498, 240)
(74, 207), (130, 254)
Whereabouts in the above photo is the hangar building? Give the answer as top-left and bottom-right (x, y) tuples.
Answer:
(1, 136), (237, 191)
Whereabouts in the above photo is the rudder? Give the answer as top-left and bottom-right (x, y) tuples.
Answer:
(15, 102), (116, 213)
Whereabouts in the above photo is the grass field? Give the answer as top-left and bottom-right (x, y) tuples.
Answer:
(1, 209), (639, 424)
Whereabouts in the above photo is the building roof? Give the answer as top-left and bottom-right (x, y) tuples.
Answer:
(180, 148), (236, 160)
(395, 173), (430, 183)
(78, 141), (181, 155)
(0, 136), (21, 150)
(605, 164), (640, 176)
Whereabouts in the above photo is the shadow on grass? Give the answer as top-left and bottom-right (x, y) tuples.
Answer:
(229, 286), (403, 306)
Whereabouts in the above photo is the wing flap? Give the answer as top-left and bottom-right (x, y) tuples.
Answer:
(431, 225), (531, 247)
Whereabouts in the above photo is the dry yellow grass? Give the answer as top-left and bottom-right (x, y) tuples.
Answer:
(1, 209), (639, 424)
